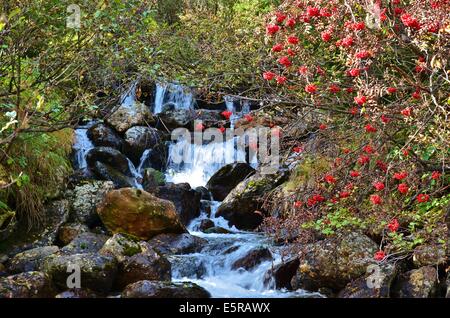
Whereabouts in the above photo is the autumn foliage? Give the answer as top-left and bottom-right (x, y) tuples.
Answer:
(261, 0), (449, 260)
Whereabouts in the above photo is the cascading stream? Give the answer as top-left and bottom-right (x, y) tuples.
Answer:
(72, 82), (320, 298)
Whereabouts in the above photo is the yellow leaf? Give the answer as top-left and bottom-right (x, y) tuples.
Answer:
(36, 95), (45, 111)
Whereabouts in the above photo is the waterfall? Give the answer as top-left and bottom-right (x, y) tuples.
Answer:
(154, 82), (194, 114)
(73, 126), (94, 170)
(165, 135), (246, 188)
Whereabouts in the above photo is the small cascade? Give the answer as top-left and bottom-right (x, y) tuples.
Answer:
(72, 125), (95, 170)
(154, 82), (194, 114)
(120, 82), (138, 108)
(170, 203), (320, 298)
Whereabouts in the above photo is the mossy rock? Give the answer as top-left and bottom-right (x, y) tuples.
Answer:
(97, 188), (186, 240)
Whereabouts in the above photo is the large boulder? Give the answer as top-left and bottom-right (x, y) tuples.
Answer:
(124, 126), (163, 165)
(290, 232), (378, 292)
(337, 263), (398, 298)
(97, 188), (186, 240)
(392, 266), (438, 298)
(115, 245), (171, 289)
(85, 147), (139, 188)
(60, 232), (109, 255)
(42, 253), (118, 293)
(148, 233), (207, 255)
(106, 101), (155, 133)
(121, 280), (211, 298)
(136, 144), (168, 172)
(86, 147), (133, 176)
(0, 271), (54, 298)
(231, 247), (272, 271)
(87, 123), (124, 150)
(7, 246), (59, 274)
(263, 257), (300, 290)
(67, 181), (114, 227)
(206, 163), (256, 201)
(216, 170), (289, 230)
(153, 183), (201, 226)
(91, 161), (137, 188)
(157, 108), (193, 131)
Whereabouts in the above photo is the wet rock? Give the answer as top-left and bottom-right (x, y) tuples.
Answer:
(142, 168), (166, 192)
(203, 227), (231, 234)
(290, 232), (378, 292)
(206, 163), (256, 201)
(60, 232), (109, 255)
(99, 234), (142, 263)
(198, 219), (215, 232)
(338, 263), (398, 298)
(91, 161), (137, 188)
(124, 126), (163, 165)
(392, 266), (438, 298)
(149, 233), (207, 255)
(115, 246), (171, 289)
(86, 147), (137, 188)
(157, 108), (193, 131)
(201, 200), (212, 217)
(86, 147), (133, 176)
(0, 271), (54, 298)
(67, 180), (115, 227)
(87, 123), (124, 150)
(57, 223), (90, 246)
(216, 170), (289, 230)
(106, 101), (155, 133)
(412, 243), (446, 267)
(42, 253), (118, 293)
(97, 188), (186, 240)
(153, 183), (201, 226)
(195, 186), (212, 200)
(232, 247), (272, 271)
(263, 257), (299, 290)
(7, 246), (59, 274)
(122, 280), (211, 298)
(168, 256), (206, 279)
(55, 288), (98, 298)
(136, 144), (168, 172)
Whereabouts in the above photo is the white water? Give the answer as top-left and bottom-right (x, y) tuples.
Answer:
(154, 82), (194, 114)
(170, 203), (321, 298)
(73, 127), (94, 170)
(164, 96), (256, 188)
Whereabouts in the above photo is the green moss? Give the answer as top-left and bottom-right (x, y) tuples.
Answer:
(283, 155), (330, 192)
